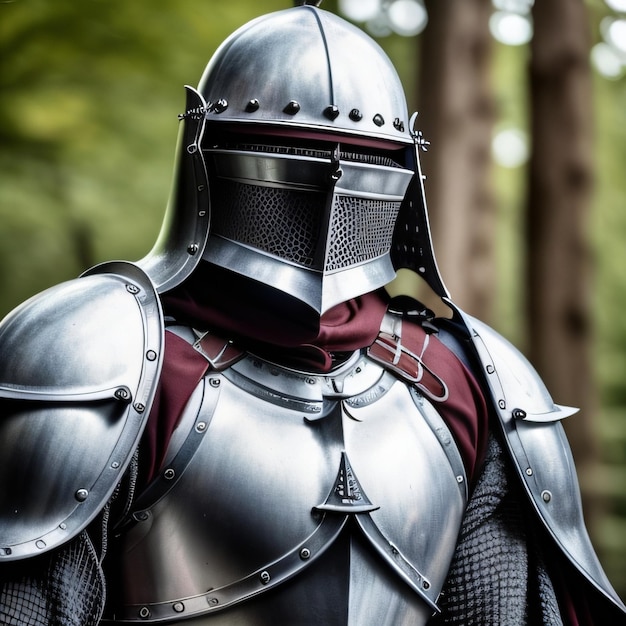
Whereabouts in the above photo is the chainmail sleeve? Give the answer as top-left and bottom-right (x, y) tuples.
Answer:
(0, 451), (139, 626)
(0, 530), (106, 626)
(433, 433), (564, 626)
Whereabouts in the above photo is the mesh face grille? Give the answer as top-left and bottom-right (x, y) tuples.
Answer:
(211, 180), (325, 268)
(325, 196), (401, 271)
(210, 179), (402, 273)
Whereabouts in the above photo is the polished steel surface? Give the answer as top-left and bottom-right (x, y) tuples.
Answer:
(198, 7), (411, 144)
(202, 143), (412, 314)
(0, 262), (163, 561)
(113, 351), (466, 624)
(459, 309), (626, 613)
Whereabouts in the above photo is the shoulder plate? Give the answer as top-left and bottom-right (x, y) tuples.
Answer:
(0, 261), (164, 561)
(451, 306), (626, 614)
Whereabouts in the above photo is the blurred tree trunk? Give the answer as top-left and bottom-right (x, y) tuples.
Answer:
(526, 1), (601, 530)
(417, 0), (496, 321)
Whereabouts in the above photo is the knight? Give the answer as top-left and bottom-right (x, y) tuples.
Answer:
(1, 2), (624, 624)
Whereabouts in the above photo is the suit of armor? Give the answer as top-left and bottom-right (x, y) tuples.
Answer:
(1, 3), (625, 625)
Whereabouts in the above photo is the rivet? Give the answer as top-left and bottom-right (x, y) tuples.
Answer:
(134, 511), (150, 522)
(172, 602), (185, 613)
(246, 99), (260, 112)
(306, 378), (316, 385)
(456, 475), (464, 483)
(196, 421), (207, 432)
(422, 580), (430, 590)
(35, 540), (46, 550)
(283, 100), (301, 115)
(146, 350), (157, 361)
(126, 284), (140, 294)
(324, 105), (340, 121)
(197, 184), (205, 192)
(498, 399), (506, 409)
(187, 144), (198, 154)
(209, 378), (221, 388)
(115, 387), (130, 401)
(134, 403), (145, 414)
(259, 570), (271, 585)
(373, 113), (385, 127)
(299, 547), (311, 560)
(59, 523), (67, 530)
(111, 461), (120, 469)
(139, 607), (150, 619)
(526, 467), (533, 476)
(393, 117), (405, 132)
(349, 108), (363, 121)
(187, 243), (199, 255)
(1, 548), (12, 556)
(541, 490), (552, 503)
(512, 408), (527, 419)
(486, 364), (495, 374)
(164, 468), (175, 480)
(212, 98), (228, 114)
(207, 596), (219, 606)
(75, 489), (89, 502)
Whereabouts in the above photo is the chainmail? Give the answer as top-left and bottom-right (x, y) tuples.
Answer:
(433, 433), (564, 625)
(0, 531), (105, 626)
(0, 453), (138, 626)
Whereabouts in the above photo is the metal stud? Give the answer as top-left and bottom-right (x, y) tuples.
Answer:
(246, 99), (260, 112)
(324, 105), (340, 121)
(349, 108), (363, 122)
(283, 100), (301, 115)
(212, 98), (228, 114)
(373, 113), (385, 127)
(75, 489), (89, 502)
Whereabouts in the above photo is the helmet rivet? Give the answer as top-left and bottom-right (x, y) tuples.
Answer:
(373, 113), (385, 127)
(349, 108), (363, 122)
(393, 117), (405, 132)
(324, 105), (340, 121)
(246, 99), (260, 112)
(283, 100), (301, 115)
(212, 98), (228, 114)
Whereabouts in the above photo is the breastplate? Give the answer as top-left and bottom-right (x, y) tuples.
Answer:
(110, 349), (468, 625)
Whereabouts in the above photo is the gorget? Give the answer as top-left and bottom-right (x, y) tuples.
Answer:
(108, 336), (468, 625)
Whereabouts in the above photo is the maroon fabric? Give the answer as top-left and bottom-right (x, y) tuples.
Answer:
(163, 264), (390, 372)
(399, 319), (489, 484)
(140, 331), (211, 484)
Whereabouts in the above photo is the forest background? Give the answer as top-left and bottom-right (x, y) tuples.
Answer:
(1, 0), (625, 600)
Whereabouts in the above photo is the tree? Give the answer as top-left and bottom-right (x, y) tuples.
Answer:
(525, 0), (600, 530)
(417, 0), (496, 322)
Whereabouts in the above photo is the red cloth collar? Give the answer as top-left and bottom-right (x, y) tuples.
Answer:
(162, 263), (389, 372)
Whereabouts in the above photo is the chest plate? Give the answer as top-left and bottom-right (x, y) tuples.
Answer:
(111, 352), (467, 625)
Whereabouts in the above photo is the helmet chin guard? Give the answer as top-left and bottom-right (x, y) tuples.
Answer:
(139, 4), (449, 312)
